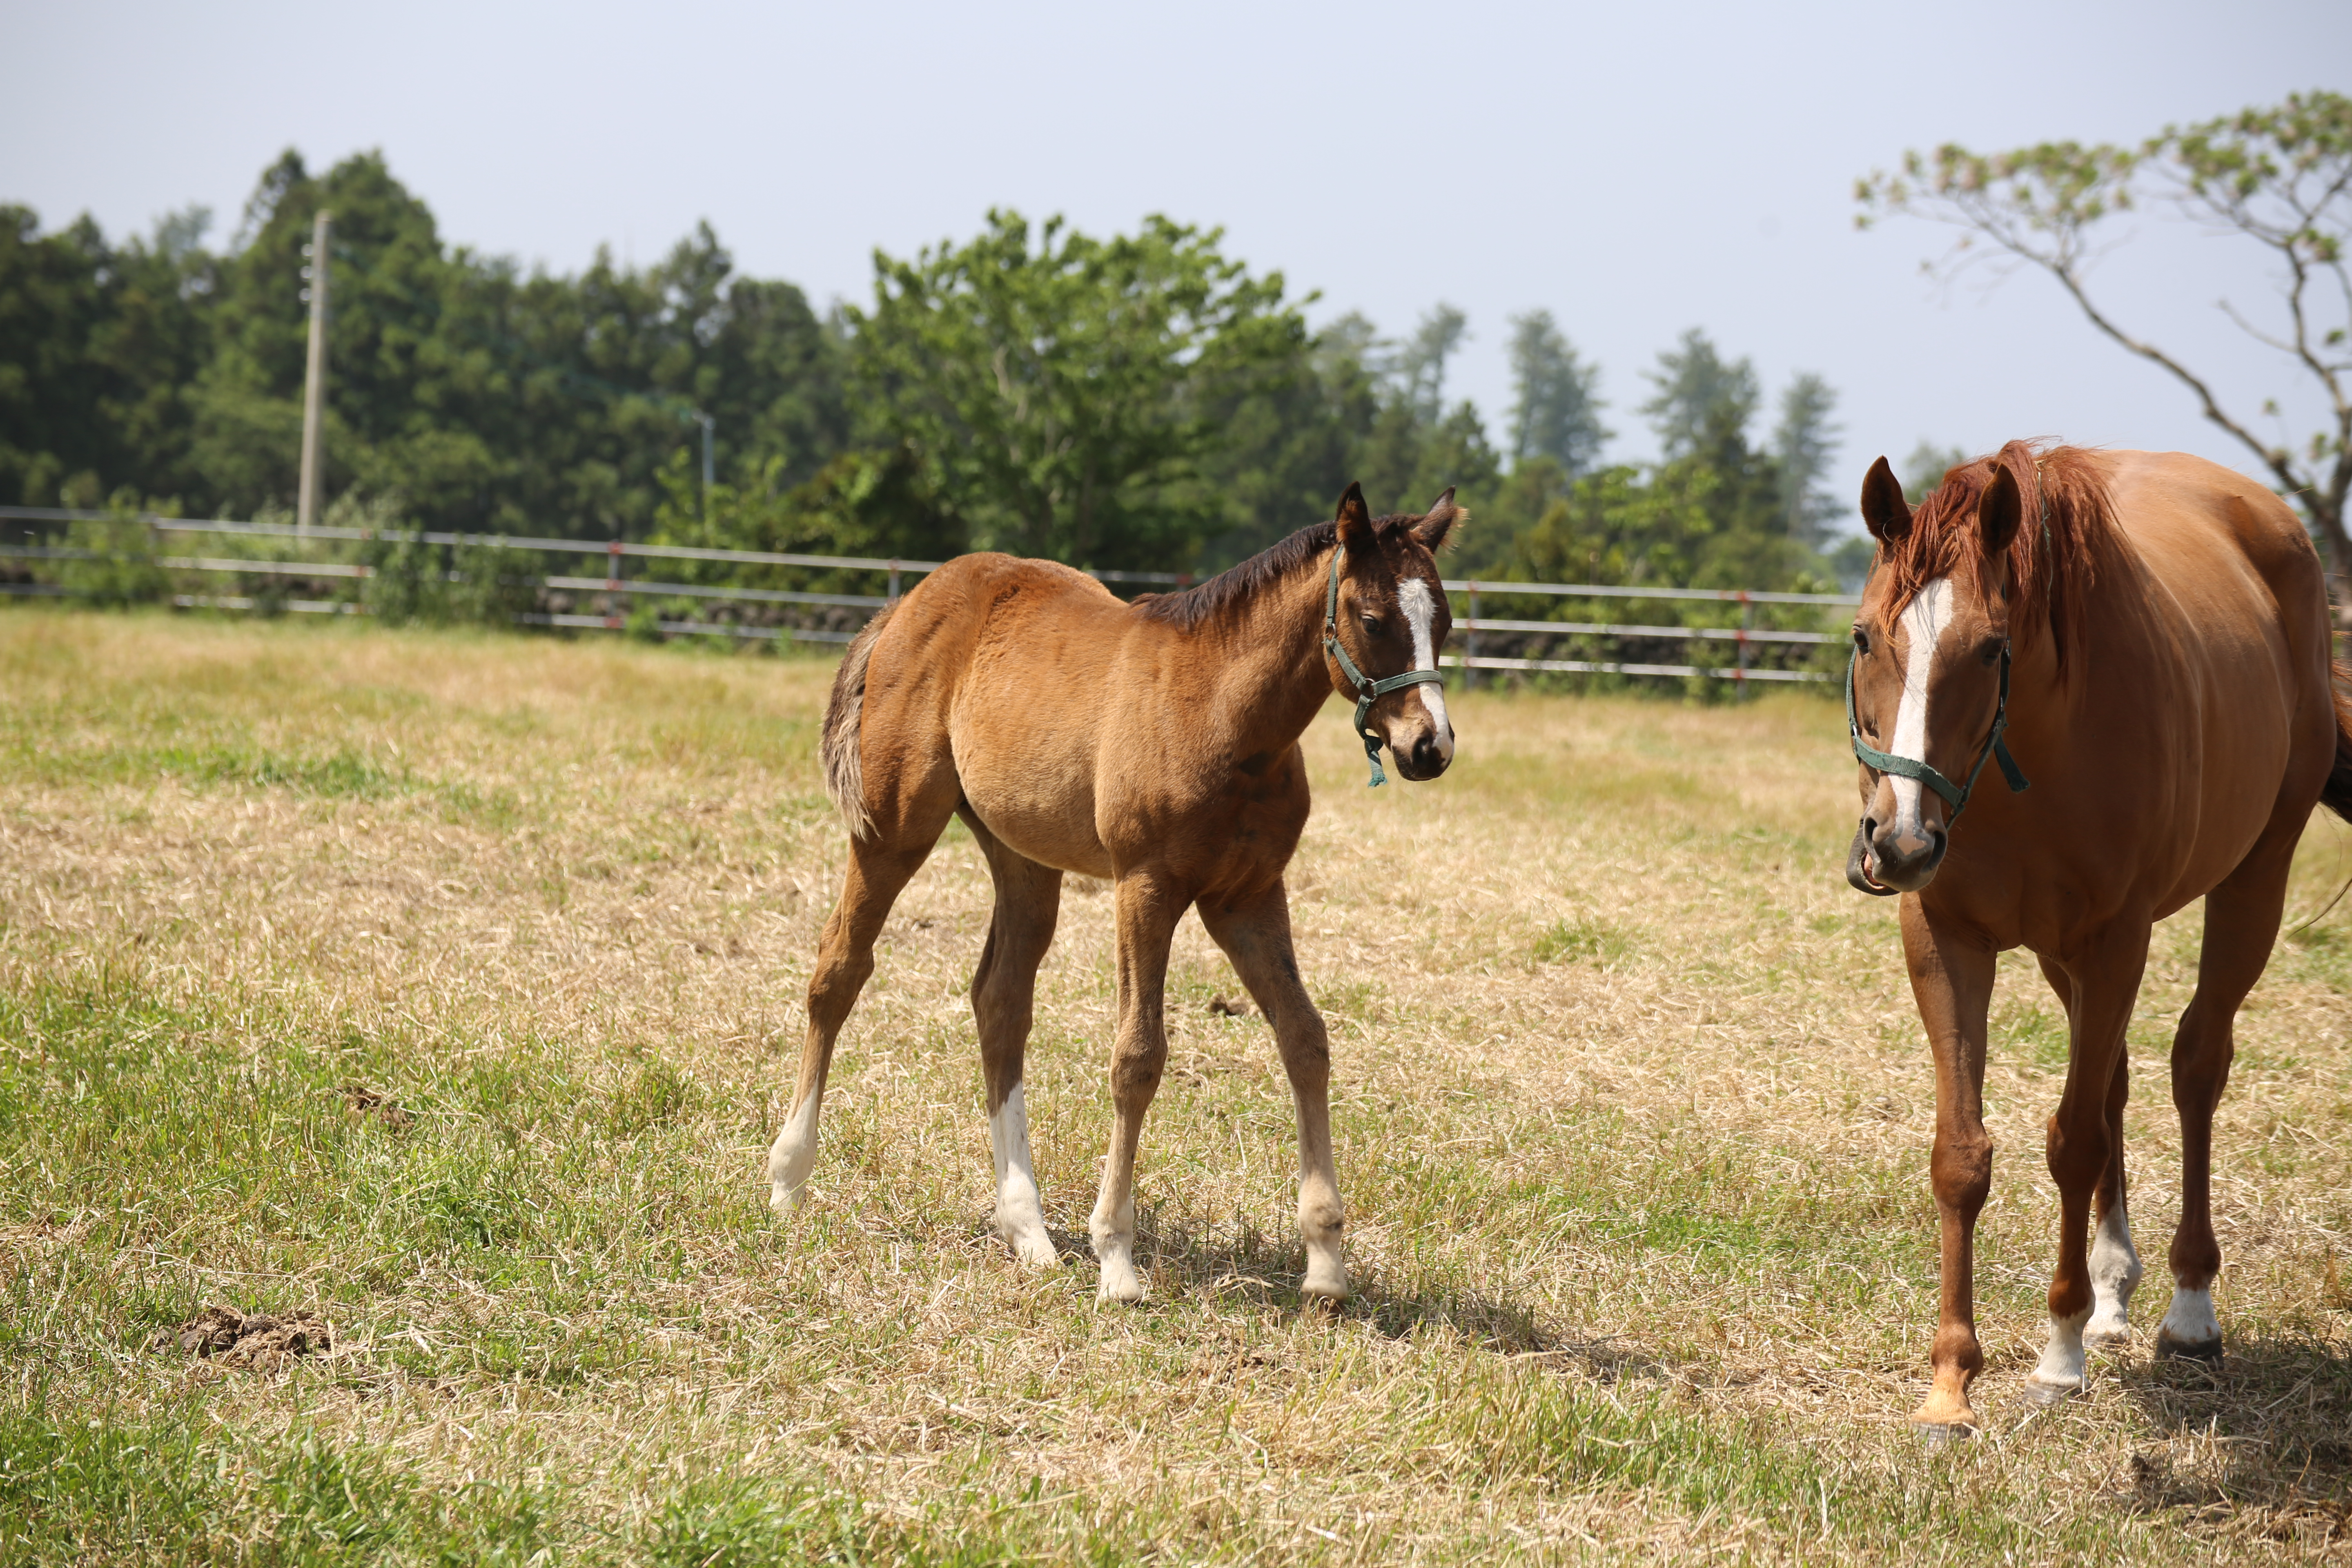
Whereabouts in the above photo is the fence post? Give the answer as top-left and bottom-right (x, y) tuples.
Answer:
(887, 558), (901, 601)
(605, 539), (625, 630)
(1736, 591), (1752, 695)
(1465, 582), (1479, 690)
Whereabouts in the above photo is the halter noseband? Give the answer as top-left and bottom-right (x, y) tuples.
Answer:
(1324, 546), (1446, 788)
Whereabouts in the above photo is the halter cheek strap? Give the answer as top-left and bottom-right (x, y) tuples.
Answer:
(1844, 640), (2030, 897)
(1324, 548), (1446, 787)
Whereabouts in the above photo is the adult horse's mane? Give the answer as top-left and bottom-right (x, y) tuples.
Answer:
(1132, 514), (1425, 632)
(1880, 440), (2117, 677)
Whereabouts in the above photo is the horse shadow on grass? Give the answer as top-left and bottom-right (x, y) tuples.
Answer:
(990, 1205), (1675, 1390)
(2111, 1334), (2352, 1543)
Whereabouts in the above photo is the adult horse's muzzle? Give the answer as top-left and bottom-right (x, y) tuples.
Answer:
(1849, 812), (1945, 895)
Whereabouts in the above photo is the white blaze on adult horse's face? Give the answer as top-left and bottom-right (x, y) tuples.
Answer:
(1395, 576), (1455, 766)
(1881, 577), (1955, 862)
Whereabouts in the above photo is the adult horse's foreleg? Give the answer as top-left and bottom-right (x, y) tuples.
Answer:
(2160, 834), (2294, 1360)
(1199, 877), (1346, 1301)
(962, 808), (1063, 1269)
(2034, 953), (2146, 1350)
(1088, 868), (1187, 1304)
(2026, 922), (2147, 1403)
(768, 829), (950, 1214)
(1899, 899), (1997, 1435)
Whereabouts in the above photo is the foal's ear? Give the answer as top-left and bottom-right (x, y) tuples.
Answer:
(1334, 481), (1375, 553)
(1411, 487), (1463, 552)
(1859, 457), (1911, 542)
(1978, 464), (2022, 555)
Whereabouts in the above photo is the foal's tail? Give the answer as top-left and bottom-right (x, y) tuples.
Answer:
(822, 602), (897, 842)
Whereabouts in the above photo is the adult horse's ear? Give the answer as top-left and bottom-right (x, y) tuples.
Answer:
(1978, 464), (2022, 555)
(1411, 487), (1462, 552)
(1334, 481), (1375, 553)
(1860, 457), (1911, 542)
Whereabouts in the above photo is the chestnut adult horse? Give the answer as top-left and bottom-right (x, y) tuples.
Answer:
(1844, 441), (2352, 1435)
(768, 483), (1461, 1303)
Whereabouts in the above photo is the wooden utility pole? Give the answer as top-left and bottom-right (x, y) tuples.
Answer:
(296, 209), (332, 538)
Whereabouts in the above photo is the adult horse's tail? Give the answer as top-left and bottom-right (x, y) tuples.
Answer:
(2325, 663), (2352, 823)
(822, 604), (896, 842)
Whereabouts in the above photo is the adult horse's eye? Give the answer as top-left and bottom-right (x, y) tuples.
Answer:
(1979, 639), (2002, 666)
(1853, 628), (1871, 655)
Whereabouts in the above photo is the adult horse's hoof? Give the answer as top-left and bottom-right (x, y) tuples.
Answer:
(2020, 1376), (2081, 1408)
(1912, 1421), (1977, 1445)
(1095, 1253), (1147, 1305)
(2154, 1330), (2222, 1363)
(2083, 1321), (2134, 1350)
(1004, 1230), (1060, 1270)
(1300, 1258), (1349, 1303)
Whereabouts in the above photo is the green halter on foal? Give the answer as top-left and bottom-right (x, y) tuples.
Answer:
(1324, 547), (1446, 787)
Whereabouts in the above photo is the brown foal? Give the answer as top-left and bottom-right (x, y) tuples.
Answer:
(1845, 443), (2352, 1436)
(769, 483), (1462, 1303)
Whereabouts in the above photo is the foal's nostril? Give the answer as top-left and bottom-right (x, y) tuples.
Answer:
(1412, 735), (1448, 775)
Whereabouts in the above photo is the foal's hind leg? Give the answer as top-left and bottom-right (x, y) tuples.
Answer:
(768, 785), (960, 1212)
(1087, 868), (1188, 1304)
(2159, 833), (2296, 1360)
(1199, 877), (1347, 1301)
(961, 809), (1063, 1268)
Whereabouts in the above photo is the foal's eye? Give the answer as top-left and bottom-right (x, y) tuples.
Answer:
(1360, 613), (1384, 635)
(1852, 628), (1871, 655)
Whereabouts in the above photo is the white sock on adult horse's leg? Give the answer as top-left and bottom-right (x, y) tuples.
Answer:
(768, 1096), (820, 1214)
(2156, 1286), (2221, 1358)
(989, 1083), (1056, 1267)
(2085, 1202), (2143, 1344)
(1090, 1192), (1145, 1304)
(1297, 1183), (1348, 1300)
(2027, 1307), (2090, 1401)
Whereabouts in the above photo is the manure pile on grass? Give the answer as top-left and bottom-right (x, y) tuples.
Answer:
(2, 610), (2349, 1563)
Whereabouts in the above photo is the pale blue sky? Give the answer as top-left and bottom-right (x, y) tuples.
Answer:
(4, 0), (2345, 530)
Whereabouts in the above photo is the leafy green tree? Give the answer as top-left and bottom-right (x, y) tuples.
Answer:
(849, 210), (1305, 570)
(1394, 304), (1468, 423)
(1858, 89), (2352, 596)
(1506, 309), (1609, 476)
(1770, 371), (1842, 544)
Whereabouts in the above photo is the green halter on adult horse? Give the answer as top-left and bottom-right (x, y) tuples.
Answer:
(1841, 440), (2352, 1439)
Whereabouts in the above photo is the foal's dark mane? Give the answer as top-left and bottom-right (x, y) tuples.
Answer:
(1880, 440), (2117, 677)
(1131, 514), (1423, 632)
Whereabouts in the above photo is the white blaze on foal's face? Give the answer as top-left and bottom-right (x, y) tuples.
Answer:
(1885, 577), (1953, 857)
(1394, 575), (1454, 763)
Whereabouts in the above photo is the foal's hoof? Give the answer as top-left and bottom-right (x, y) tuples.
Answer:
(2083, 1321), (2134, 1350)
(768, 1181), (804, 1216)
(2020, 1376), (2082, 1408)
(2154, 1330), (2223, 1364)
(1003, 1229), (1060, 1270)
(1094, 1254), (1147, 1305)
(1912, 1421), (1977, 1445)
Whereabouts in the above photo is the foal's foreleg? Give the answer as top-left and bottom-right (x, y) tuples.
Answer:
(2026, 922), (2146, 1403)
(964, 811), (1063, 1268)
(1200, 878), (1346, 1301)
(2160, 838), (2293, 1360)
(1087, 869), (1186, 1304)
(768, 837), (936, 1212)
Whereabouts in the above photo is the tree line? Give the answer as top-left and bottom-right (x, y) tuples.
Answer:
(3, 149), (1878, 594)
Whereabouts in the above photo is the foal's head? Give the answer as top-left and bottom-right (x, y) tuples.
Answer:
(1326, 483), (1462, 782)
(1846, 454), (2026, 892)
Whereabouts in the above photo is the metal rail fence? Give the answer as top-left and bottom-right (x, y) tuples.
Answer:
(0, 506), (1858, 682)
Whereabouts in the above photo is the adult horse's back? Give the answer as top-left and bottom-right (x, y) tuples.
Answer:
(770, 484), (1462, 1303)
(1843, 442), (2352, 1436)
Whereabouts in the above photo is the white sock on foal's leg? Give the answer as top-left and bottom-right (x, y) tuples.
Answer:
(2085, 1201), (2143, 1344)
(767, 1096), (821, 1214)
(989, 1083), (1057, 1267)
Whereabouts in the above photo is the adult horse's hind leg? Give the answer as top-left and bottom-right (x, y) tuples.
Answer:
(768, 785), (960, 1213)
(2026, 921), (2147, 1403)
(2159, 831), (2295, 1360)
(961, 808), (1063, 1268)
(1087, 868), (1188, 1304)
(1199, 877), (1347, 1301)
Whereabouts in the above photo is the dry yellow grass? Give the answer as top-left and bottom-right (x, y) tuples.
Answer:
(2, 609), (2349, 1563)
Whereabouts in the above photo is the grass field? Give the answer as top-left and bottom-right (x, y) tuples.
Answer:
(3, 610), (2350, 1564)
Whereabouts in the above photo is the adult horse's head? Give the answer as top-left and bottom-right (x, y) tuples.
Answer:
(1846, 452), (2037, 894)
(1323, 481), (1462, 784)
